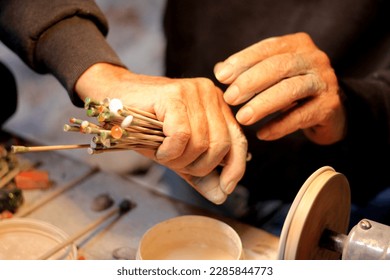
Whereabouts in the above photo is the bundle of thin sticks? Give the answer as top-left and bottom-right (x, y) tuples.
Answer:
(11, 97), (165, 155)
(67, 97), (165, 154)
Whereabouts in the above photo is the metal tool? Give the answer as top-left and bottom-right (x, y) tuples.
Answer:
(321, 219), (390, 260)
(278, 166), (390, 260)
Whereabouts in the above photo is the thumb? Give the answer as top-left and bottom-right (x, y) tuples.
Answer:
(179, 170), (228, 205)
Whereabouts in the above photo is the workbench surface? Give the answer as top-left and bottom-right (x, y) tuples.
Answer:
(3, 147), (279, 260)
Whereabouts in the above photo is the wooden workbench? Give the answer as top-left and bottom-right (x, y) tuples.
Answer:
(2, 143), (279, 260)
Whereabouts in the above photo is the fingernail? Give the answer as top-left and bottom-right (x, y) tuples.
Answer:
(257, 129), (270, 140)
(215, 63), (234, 82)
(155, 149), (168, 161)
(213, 62), (223, 76)
(222, 181), (236, 194)
(236, 106), (254, 124)
(224, 85), (240, 104)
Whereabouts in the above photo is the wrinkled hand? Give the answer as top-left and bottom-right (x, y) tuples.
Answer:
(75, 63), (248, 204)
(214, 32), (346, 145)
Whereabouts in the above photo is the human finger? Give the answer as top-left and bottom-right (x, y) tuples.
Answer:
(256, 89), (343, 144)
(223, 52), (311, 105)
(179, 170), (228, 205)
(214, 32), (314, 84)
(178, 83), (231, 177)
(153, 98), (192, 162)
(154, 82), (210, 167)
(217, 100), (248, 194)
(235, 74), (321, 125)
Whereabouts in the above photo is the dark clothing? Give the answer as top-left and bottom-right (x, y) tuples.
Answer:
(0, 62), (17, 127)
(0, 0), (124, 107)
(163, 0), (390, 208)
(1, 0), (389, 210)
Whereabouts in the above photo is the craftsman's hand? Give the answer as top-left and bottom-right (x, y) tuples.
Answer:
(75, 63), (248, 204)
(214, 32), (346, 145)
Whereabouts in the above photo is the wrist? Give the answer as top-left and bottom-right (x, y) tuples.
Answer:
(75, 63), (130, 102)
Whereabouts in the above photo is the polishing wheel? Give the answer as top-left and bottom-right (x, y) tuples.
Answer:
(277, 166), (351, 260)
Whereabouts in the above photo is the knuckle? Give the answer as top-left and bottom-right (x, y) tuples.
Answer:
(295, 32), (314, 45)
(305, 75), (322, 93)
(197, 77), (214, 85)
(164, 81), (182, 95)
(215, 140), (232, 157)
(193, 138), (210, 154)
(299, 109), (312, 127)
(172, 130), (191, 145)
(275, 53), (296, 76)
(185, 141), (231, 177)
(193, 77), (215, 90)
(279, 78), (299, 97)
(313, 49), (332, 70)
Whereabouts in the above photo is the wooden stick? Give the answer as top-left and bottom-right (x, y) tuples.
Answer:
(123, 125), (164, 136)
(37, 199), (134, 260)
(0, 161), (37, 189)
(0, 160), (9, 178)
(129, 113), (163, 128)
(11, 144), (90, 153)
(14, 167), (99, 217)
(0, 166), (20, 188)
(123, 105), (159, 120)
(87, 146), (151, 155)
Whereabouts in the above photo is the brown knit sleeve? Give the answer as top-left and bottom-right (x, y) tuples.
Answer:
(0, 0), (126, 106)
